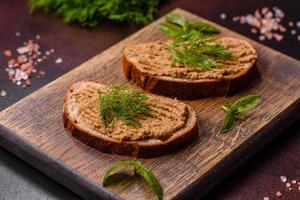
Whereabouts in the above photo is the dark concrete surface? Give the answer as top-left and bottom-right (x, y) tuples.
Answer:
(0, 0), (300, 199)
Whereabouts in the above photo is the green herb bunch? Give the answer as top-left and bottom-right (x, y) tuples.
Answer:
(99, 84), (151, 128)
(29, 0), (160, 27)
(103, 160), (163, 200)
(220, 95), (261, 133)
(160, 13), (232, 70)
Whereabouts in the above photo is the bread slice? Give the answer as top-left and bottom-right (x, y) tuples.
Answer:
(123, 37), (257, 99)
(63, 81), (198, 157)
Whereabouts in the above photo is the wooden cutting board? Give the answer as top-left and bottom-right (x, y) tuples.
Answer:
(1, 8), (300, 200)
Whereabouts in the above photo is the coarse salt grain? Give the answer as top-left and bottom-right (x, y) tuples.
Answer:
(263, 197), (269, 200)
(298, 35), (300, 41)
(297, 21), (300, 27)
(55, 57), (62, 64)
(220, 13), (226, 20)
(259, 35), (266, 41)
(298, 186), (300, 190)
(0, 90), (7, 97)
(17, 46), (29, 54)
(280, 176), (287, 183)
(36, 35), (40, 40)
(292, 180), (297, 184)
(4, 50), (12, 57)
(291, 30), (297, 35)
(289, 187), (292, 191)
(275, 191), (282, 197)
(15, 32), (21, 37)
(286, 182), (291, 187)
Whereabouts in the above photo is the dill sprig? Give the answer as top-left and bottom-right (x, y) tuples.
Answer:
(160, 13), (232, 70)
(98, 84), (151, 128)
(29, 0), (160, 27)
(168, 30), (233, 70)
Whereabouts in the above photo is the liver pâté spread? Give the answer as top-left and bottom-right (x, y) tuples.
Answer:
(69, 82), (188, 141)
(124, 37), (257, 80)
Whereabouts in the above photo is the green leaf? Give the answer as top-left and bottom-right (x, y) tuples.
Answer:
(233, 95), (261, 113)
(103, 161), (163, 200)
(220, 95), (261, 133)
(189, 21), (219, 33)
(165, 13), (188, 28)
(103, 160), (137, 186)
(159, 23), (182, 38)
(220, 106), (236, 133)
(136, 165), (163, 200)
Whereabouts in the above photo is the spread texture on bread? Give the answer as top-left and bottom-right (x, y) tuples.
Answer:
(63, 81), (198, 157)
(123, 37), (257, 99)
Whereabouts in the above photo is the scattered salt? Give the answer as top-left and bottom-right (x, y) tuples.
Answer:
(15, 32), (21, 37)
(291, 29), (297, 35)
(36, 35), (40, 40)
(285, 182), (291, 187)
(292, 180), (297, 184)
(263, 197), (269, 200)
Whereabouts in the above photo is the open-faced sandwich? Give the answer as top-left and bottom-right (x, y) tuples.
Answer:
(63, 81), (198, 157)
(123, 13), (257, 99)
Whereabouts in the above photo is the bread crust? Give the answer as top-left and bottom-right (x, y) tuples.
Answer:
(63, 81), (198, 158)
(123, 38), (257, 100)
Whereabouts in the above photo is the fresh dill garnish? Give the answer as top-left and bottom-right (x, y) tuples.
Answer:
(160, 13), (233, 70)
(98, 84), (151, 128)
(28, 0), (160, 27)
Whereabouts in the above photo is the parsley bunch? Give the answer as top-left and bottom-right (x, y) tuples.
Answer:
(29, 0), (160, 27)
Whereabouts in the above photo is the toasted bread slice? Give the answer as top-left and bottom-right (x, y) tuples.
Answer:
(123, 37), (257, 99)
(63, 81), (198, 157)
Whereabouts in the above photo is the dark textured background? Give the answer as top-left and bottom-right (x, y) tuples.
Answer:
(0, 0), (300, 199)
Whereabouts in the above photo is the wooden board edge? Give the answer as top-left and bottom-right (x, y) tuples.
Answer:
(0, 8), (300, 200)
(173, 98), (300, 199)
(0, 125), (121, 200)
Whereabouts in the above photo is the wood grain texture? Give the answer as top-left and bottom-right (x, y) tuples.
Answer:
(0, 9), (300, 200)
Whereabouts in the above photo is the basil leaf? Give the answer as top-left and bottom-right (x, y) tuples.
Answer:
(159, 23), (182, 38)
(102, 160), (137, 186)
(233, 95), (261, 113)
(189, 21), (219, 33)
(220, 107), (236, 133)
(103, 161), (163, 200)
(136, 165), (163, 200)
(165, 13), (187, 28)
